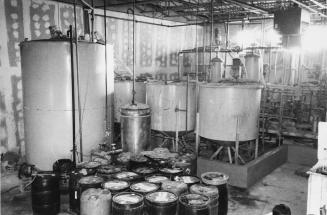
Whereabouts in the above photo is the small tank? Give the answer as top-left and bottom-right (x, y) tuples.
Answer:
(190, 184), (219, 215)
(120, 103), (151, 154)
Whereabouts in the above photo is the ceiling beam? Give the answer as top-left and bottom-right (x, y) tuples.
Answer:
(289, 0), (327, 17)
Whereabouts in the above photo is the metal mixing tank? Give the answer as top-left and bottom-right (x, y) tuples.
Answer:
(199, 82), (262, 141)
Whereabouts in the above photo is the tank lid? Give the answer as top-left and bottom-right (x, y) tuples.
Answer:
(120, 103), (150, 116)
(145, 175), (169, 184)
(201, 172), (229, 186)
(189, 184), (219, 198)
(174, 176), (200, 184)
(103, 180), (129, 190)
(77, 161), (101, 169)
(146, 191), (177, 203)
(211, 57), (223, 63)
(79, 176), (104, 185)
(245, 52), (260, 58)
(130, 182), (159, 193)
(179, 193), (210, 207)
(113, 192), (143, 204)
(161, 180), (188, 190)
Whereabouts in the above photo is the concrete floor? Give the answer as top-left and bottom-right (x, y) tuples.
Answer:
(1, 162), (309, 215)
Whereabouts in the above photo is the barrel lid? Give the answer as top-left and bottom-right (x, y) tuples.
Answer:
(179, 194), (210, 207)
(130, 182), (159, 193)
(145, 175), (169, 184)
(97, 165), (122, 174)
(130, 154), (148, 163)
(159, 167), (183, 174)
(133, 167), (156, 175)
(174, 176), (200, 184)
(211, 57), (223, 63)
(79, 176), (104, 185)
(189, 184), (219, 198)
(81, 188), (111, 201)
(113, 171), (139, 180)
(113, 192), (143, 204)
(146, 191), (177, 203)
(161, 180), (188, 191)
(103, 180), (129, 191)
(78, 161), (101, 169)
(201, 172), (229, 186)
(120, 103), (150, 116)
(245, 52), (260, 58)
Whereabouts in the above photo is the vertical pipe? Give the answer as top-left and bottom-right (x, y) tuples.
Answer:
(69, 25), (76, 166)
(74, 0), (83, 161)
(104, 0), (111, 148)
(91, 0), (94, 42)
(132, 0), (136, 105)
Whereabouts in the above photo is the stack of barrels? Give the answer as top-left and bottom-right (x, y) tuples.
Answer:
(31, 153), (229, 215)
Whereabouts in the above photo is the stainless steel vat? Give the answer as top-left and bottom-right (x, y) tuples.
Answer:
(20, 40), (114, 170)
(146, 81), (196, 132)
(209, 57), (223, 82)
(199, 83), (262, 141)
(114, 81), (146, 122)
(120, 103), (151, 154)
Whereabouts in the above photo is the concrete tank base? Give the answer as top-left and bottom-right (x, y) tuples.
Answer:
(197, 145), (288, 188)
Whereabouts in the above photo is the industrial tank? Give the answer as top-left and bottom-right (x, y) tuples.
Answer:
(20, 40), (114, 170)
(199, 82), (262, 141)
(114, 81), (146, 122)
(146, 81), (196, 132)
(244, 52), (261, 81)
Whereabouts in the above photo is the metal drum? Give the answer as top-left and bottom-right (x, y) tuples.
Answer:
(121, 103), (151, 154)
(179, 193), (210, 215)
(145, 175), (170, 185)
(97, 165), (122, 180)
(112, 192), (144, 215)
(112, 171), (142, 183)
(159, 167), (183, 180)
(130, 182), (159, 195)
(79, 176), (104, 194)
(146, 81), (196, 132)
(145, 191), (178, 215)
(114, 81), (146, 122)
(20, 41), (114, 170)
(201, 172), (229, 215)
(80, 188), (112, 215)
(53, 159), (74, 194)
(199, 82), (262, 141)
(161, 180), (188, 196)
(133, 167), (157, 178)
(190, 184), (219, 215)
(174, 175), (200, 187)
(31, 172), (60, 215)
(102, 180), (130, 195)
(209, 57), (223, 83)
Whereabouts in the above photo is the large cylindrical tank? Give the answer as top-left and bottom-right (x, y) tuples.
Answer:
(20, 40), (114, 170)
(120, 103), (151, 154)
(244, 52), (261, 81)
(114, 81), (146, 122)
(146, 81), (196, 132)
(199, 83), (262, 141)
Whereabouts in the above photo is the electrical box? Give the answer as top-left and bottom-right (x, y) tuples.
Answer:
(274, 6), (310, 35)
